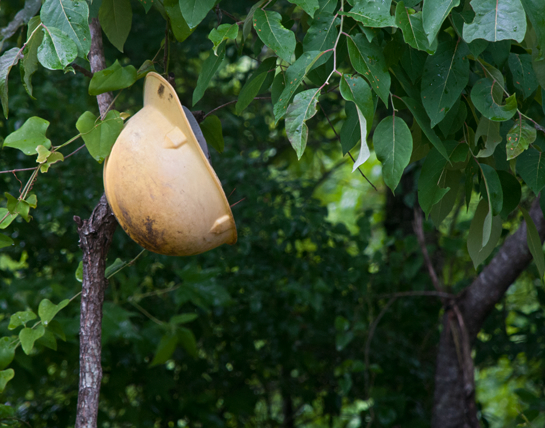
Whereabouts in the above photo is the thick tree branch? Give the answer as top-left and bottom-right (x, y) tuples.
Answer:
(432, 198), (545, 428)
(74, 18), (118, 428)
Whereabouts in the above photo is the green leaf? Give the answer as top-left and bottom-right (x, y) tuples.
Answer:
(76, 110), (124, 163)
(340, 0), (396, 28)
(38, 298), (69, 326)
(497, 170), (521, 218)
(37, 328), (57, 350)
(480, 163), (503, 217)
(506, 118), (536, 160)
(463, 0), (527, 43)
(136, 60), (155, 79)
(5, 193), (31, 222)
(347, 34), (391, 105)
(421, 37), (469, 127)
(517, 146), (545, 195)
(467, 199), (502, 268)
(105, 258), (127, 278)
(0, 47), (21, 118)
(209, 24), (238, 55)
(0, 369), (14, 393)
(19, 324), (45, 355)
(75, 261), (83, 282)
(38, 150), (64, 173)
(0, 209), (17, 229)
(288, 0), (320, 17)
(318, 0), (338, 15)
(273, 51), (323, 122)
(402, 97), (449, 161)
(192, 42), (226, 106)
(418, 147), (450, 216)
(200, 115), (224, 154)
(395, 3), (437, 54)
(149, 333), (177, 367)
(521, 0), (545, 60)
(170, 313), (198, 325)
(521, 207), (545, 280)
(374, 116), (413, 192)
(8, 311), (37, 330)
(508, 53), (539, 99)
(476, 117), (502, 157)
(135, 0), (152, 13)
(253, 9), (296, 63)
(243, 0), (266, 41)
(88, 60), (137, 95)
(422, 0), (460, 45)
(236, 57), (277, 115)
(99, 0), (132, 52)
(339, 74), (374, 170)
(40, 0), (91, 58)
(340, 102), (360, 155)
(179, 0), (216, 29)
(0, 234), (13, 249)
(164, 0), (194, 42)
(302, 13), (339, 67)
(285, 88), (321, 159)
(47, 320), (66, 341)
(177, 327), (198, 358)
(21, 16), (44, 99)
(3, 116), (51, 156)
(0, 338), (15, 371)
(471, 78), (517, 122)
(38, 26), (77, 70)
(430, 170), (461, 226)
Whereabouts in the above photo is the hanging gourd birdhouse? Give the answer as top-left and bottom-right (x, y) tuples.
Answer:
(103, 72), (237, 256)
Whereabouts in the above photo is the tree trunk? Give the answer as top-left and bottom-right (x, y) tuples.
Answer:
(74, 18), (118, 428)
(432, 199), (545, 427)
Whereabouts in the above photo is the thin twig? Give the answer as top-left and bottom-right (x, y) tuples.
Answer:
(203, 97), (271, 119)
(71, 63), (93, 78)
(65, 144), (86, 159)
(413, 206), (444, 294)
(0, 166), (37, 174)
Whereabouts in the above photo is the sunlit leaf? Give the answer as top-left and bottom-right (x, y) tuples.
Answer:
(19, 324), (45, 355)
(76, 110), (124, 163)
(209, 24), (238, 55)
(3, 116), (51, 155)
(38, 298), (70, 326)
(88, 60), (137, 95)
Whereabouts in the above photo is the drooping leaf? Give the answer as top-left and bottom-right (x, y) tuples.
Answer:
(288, 0), (320, 17)
(0, 0), (41, 51)
(430, 170), (461, 226)
(317, 0), (338, 15)
(497, 170), (521, 218)
(476, 117), (502, 157)
(470, 78), (517, 122)
(0, 369), (14, 393)
(21, 16), (43, 99)
(374, 116), (413, 192)
(285, 88), (321, 159)
(136, 60), (155, 79)
(517, 146), (545, 195)
(38, 299), (70, 326)
(3, 117), (51, 155)
(243, 0), (266, 41)
(400, 47), (427, 84)
(340, 102), (360, 155)
(0, 234), (13, 249)
(170, 313), (198, 325)
(521, 207), (545, 280)
(273, 51), (323, 122)
(38, 329), (58, 350)
(177, 327), (198, 358)
(99, 0), (132, 52)
(347, 33), (391, 105)
(75, 261), (83, 282)
(438, 98), (467, 137)
(340, 0), (396, 28)
(192, 42), (226, 106)
(5, 193), (31, 222)
(76, 110), (124, 163)
(47, 320), (66, 341)
(179, 0), (216, 29)
(422, 0), (460, 45)
(521, 0), (545, 60)
(19, 324), (45, 355)
(506, 118), (536, 160)
(164, 0), (194, 42)
(105, 258), (127, 278)
(135, 0), (152, 13)
(467, 199), (502, 268)
(37, 26), (77, 70)
(508, 53), (539, 99)
(88, 60), (137, 95)
(149, 333), (177, 367)
(463, 0), (527, 43)
(209, 24), (239, 55)
(200, 115), (224, 154)
(302, 13), (339, 67)
(253, 9), (296, 63)
(236, 57), (277, 115)
(402, 97), (449, 161)
(40, 0), (91, 58)
(421, 37), (469, 127)
(395, 3), (437, 54)
(0, 48), (21, 118)
(418, 147), (450, 216)
(0, 338), (15, 371)
(480, 163), (503, 217)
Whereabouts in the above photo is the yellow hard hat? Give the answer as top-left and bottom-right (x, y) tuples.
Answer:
(103, 72), (237, 256)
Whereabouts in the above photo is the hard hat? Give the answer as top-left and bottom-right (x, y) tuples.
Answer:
(103, 72), (237, 256)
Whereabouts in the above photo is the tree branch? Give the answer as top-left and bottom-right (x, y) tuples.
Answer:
(74, 18), (118, 428)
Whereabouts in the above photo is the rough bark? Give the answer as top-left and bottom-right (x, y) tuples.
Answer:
(432, 199), (545, 428)
(74, 18), (118, 428)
